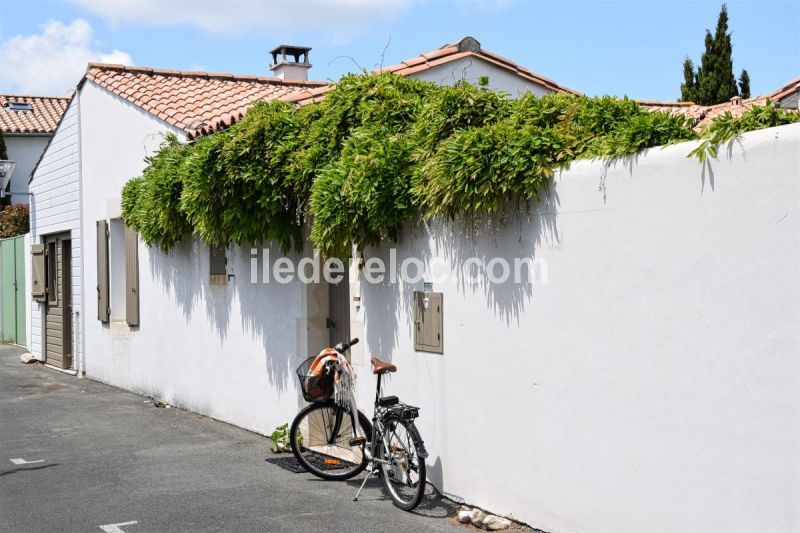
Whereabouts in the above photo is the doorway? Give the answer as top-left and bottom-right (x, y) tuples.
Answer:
(328, 275), (350, 347)
(43, 234), (72, 369)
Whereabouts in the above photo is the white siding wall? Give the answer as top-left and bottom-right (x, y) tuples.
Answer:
(354, 124), (800, 533)
(28, 97), (81, 361)
(79, 82), (311, 435)
(410, 56), (553, 98)
(3, 135), (50, 204)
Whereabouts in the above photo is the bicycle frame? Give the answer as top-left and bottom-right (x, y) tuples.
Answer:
(332, 349), (393, 467)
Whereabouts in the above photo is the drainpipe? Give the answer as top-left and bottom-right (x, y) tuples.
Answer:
(74, 310), (83, 377)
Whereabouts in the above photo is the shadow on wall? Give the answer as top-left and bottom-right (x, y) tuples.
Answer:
(362, 185), (561, 364)
(147, 238), (302, 397)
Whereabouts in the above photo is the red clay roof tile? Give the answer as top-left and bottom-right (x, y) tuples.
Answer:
(84, 63), (326, 139)
(638, 77), (800, 130)
(0, 94), (71, 135)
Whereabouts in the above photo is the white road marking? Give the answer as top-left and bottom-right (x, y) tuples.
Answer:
(9, 458), (45, 465)
(98, 521), (138, 533)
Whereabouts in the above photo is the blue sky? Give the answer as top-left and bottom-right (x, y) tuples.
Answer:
(0, 0), (797, 100)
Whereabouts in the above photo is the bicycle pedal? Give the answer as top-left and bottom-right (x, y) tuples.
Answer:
(349, 436), (366, 446)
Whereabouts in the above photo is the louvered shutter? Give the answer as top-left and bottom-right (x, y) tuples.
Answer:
(125, 228), (139, 326)
(96, 220), (109, 322)
(31, 244), (46, 302)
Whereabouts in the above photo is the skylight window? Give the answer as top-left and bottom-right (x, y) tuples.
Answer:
(4, 102), (33, 112)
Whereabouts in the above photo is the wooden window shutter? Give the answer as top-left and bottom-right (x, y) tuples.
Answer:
(31, 244), (46, 302)
(125, 227), (139, 326)
(96, 220), (109, 322)
(426, 293), (443, 354)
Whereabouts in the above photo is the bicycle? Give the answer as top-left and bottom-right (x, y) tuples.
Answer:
(289, 338), (428, 510)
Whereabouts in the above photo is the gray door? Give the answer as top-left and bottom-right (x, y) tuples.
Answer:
(44, 235), (72, 369)
(328, 275), (350, 346)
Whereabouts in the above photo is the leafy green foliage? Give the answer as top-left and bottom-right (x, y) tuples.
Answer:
(689, 100), (800, 162)
(121, 134), (191, 251)
(270, 423), (299, 453)
(121, 71), (792, 257)
(0, 204), (29, 238)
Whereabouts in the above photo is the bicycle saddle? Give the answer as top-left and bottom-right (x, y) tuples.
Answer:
(370, 357), (397, 375)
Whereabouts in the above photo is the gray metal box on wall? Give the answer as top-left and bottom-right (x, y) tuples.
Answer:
(414, 291), (443, 354)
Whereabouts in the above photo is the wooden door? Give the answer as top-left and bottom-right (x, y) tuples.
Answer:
(328, 275), (350, 347)
(44, 235), (72, 369)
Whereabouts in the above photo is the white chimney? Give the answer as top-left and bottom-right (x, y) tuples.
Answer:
(270, 45), (312, 81)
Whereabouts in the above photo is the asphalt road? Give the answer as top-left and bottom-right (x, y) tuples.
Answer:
(0, 344), (459, 533)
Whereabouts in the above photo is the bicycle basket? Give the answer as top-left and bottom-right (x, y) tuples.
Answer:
(296, 356), (335, 403)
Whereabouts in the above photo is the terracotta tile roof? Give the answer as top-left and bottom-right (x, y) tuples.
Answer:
(0, 95), (70, 135)
(284, 36), (580, 106)
(84, 63), (327, 139)
(639, 77), (800, 130)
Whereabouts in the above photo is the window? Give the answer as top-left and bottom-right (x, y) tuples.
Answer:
(109, 220), (126, 321)
(104, 219), (140, 326)
(4, 102), (33, 112)
(46, 241), (58, 305)
(413, 291), (443, 354)
(210, 245), (227, 285)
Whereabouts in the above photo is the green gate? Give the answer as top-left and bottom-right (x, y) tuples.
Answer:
(1, 235), (26, 345)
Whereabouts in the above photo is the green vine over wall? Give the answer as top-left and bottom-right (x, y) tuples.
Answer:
(121, 72), (799, 256)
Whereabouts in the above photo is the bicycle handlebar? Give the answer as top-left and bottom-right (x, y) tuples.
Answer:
(338, 338), (359, 352)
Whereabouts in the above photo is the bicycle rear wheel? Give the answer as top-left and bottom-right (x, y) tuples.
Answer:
(289, 401), (371, 481)
(378, 416), (427, 510)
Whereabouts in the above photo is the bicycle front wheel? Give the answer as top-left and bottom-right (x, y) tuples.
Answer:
(289, 401), (371, 481)
(378, 416), (427, 510)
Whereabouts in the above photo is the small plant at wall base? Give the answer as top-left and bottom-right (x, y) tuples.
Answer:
(121, 71), (798, 258)
(0, 204), (30, 238)
(270, 423), (300, 453)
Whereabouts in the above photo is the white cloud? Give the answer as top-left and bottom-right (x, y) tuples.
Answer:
(0, 19), (132, 95)
(72, 0), (413, 33)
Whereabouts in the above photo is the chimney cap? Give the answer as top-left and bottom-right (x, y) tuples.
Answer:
(730, 95), (743, 106)
(270, 45), (312, 67)
(457, 36), (481, 53)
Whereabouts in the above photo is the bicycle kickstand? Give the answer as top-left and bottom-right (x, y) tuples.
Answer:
(353, 465), (377, 501)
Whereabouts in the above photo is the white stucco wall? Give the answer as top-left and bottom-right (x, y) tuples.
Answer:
(79, 81), (314, 434)
(28, 97), (81, 361)
(354, 124), (800, 533)
(410, 55), (553, 98)
(3, 134), (50, 204)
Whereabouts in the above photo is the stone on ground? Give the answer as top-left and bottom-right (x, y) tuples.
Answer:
(469, 509), (486, 528)
(20, 353), (37, 364)
(457, 508), (472, 523)
(483, 515), (512, 530)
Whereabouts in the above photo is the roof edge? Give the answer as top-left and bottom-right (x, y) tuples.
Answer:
(85, 63), (328, 87)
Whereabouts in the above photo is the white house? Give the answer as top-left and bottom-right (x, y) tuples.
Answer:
(28, 36), (573, 391)
(0, 95), (70, 204)
(26, 48), (327, 373)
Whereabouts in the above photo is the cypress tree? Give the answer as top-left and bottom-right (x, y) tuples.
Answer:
(681, 4), (747, 105)
(738, 69), (751, 99)
(680, 57), (698, 102)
